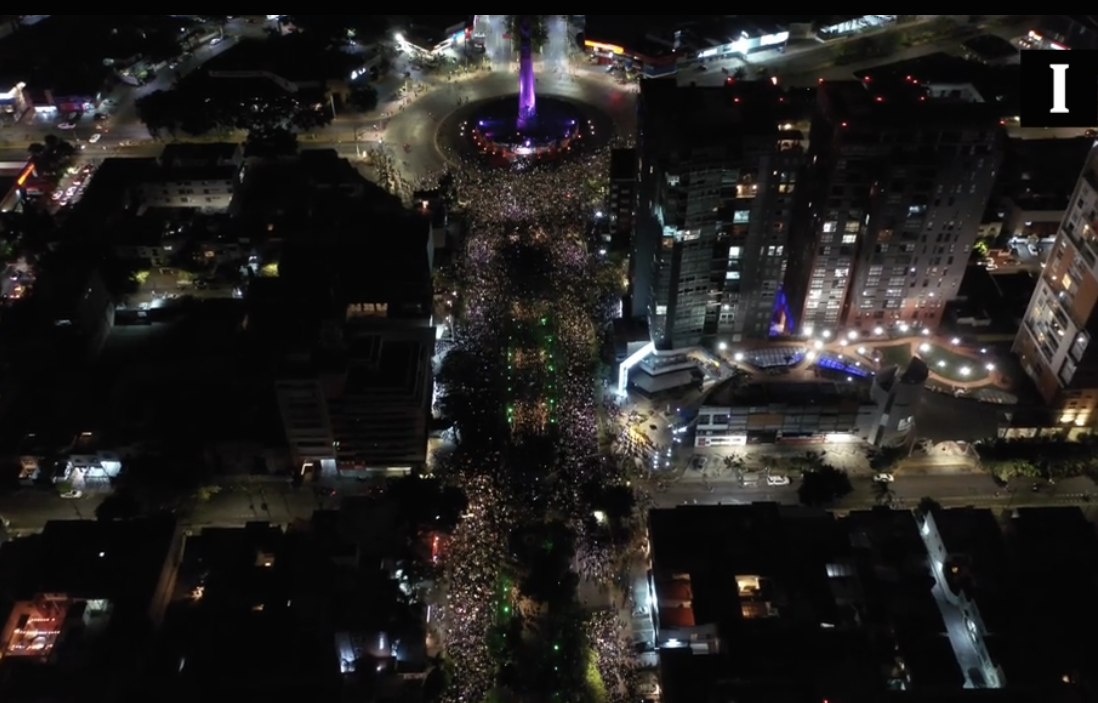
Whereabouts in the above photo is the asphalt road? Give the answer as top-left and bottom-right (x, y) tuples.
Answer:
(4, 469), (1095, 536)
(648, 473), (1097, 511)
(0, 481), (340, 534)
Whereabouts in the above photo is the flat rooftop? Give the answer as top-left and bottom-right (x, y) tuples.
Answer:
(705, 378), (870, 408)
(196, 35), (356, 84)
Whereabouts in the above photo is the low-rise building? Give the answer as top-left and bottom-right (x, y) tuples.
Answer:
(647, 504), (974, 700)
(15, 431), (122, 487)
(136, 143), (242, 212)
(0, 517), (179, 700)
(648, 503), (1098, 701)
(694, 378), (877, 446)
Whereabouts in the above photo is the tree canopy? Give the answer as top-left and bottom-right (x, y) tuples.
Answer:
(135, 81), (332, 140)
(283, 15), (390, 45)
(505, 15), (549, 50)
(798, 464), (853, 507)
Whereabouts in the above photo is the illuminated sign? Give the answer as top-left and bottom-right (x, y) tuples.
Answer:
(16, 163), (33, 186)
(760, 31), (788, 46)
(585, 40), (623, 54)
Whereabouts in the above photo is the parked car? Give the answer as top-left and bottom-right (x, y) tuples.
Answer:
(58, 123), (75, 129)
(60, 490), (83, 499)
(873, 473), (895, 483)
(766, 475), (790, 486)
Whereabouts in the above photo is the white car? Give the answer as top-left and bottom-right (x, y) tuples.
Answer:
(766, 475), (790, 486)
(873, 473), (895, 483)
(88, 133), (101, 142)
(60, 490), (84, 499)
(58, 123), (75, 129)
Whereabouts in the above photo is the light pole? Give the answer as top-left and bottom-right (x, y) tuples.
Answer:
(354, 127), (371, 157)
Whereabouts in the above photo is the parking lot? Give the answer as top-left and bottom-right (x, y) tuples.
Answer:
(122, 267), (239, 311)
(49, 160), (97, 210)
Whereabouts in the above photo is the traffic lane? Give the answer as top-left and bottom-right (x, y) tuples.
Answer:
(0, 490), (103, 531)
(190, 483), (335, 525)
(684, 37), (965, 88)
(0, 481), (340, 533)
(649, 473), (1096, 509)
(1007, 127), (1097, 139)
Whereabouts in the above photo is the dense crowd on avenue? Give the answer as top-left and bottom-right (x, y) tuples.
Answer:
(435, 148), (638, 701)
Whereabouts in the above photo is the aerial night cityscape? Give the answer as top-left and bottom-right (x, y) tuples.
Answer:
(3, 13), (1098, 703)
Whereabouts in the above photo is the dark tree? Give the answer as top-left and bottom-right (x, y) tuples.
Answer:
(99, 255), (143, 297)
(347, 85), (379, 113)
(797, 465), (853, 507)
(423, 666), (446, 703)
(387, 476), (468, 533)
(95, 490), (142, 521)
(917, 497), (942, 514)
(504, 15), (549, 50)
(868, 445), (906, 472)
(135, 89), (180, 137)
(284, 15), (390, 46)
(28, 136), (76, 179)
(510, 521), (578, 605)
(244, 125), (299, 158)
(140, 28), (186, 63)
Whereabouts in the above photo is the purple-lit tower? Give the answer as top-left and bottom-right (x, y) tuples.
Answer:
(517, 16), (536, 129)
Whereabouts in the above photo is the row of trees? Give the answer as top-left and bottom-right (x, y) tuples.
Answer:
(977, 437), (1098, 481)
(135, 84), (332, 139)
(505, 15), (549, 50)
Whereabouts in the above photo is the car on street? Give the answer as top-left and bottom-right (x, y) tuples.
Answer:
(60, 490), (83, 499)
(766, 475), (790, 486)
(58, 123), (75, 129)
(873, 473), (895, 482)
(1086, 129), (1098, 138)
(88, 133), (101, 142)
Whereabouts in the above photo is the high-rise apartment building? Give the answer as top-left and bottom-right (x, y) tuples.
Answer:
(608, 148), (637, 241)
(1014, 143), (1098, 427)
(787, 81), (1001, 335)
(636, 79), (805, 348)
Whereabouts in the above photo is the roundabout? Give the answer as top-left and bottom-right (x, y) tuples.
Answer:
(439, 94), (613, 168)
(376, 49), (634, 179)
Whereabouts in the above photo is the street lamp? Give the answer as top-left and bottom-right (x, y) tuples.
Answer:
(353, 127), (373, 157)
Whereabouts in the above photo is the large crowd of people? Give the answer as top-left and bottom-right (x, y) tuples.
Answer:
(435, 146), (639, 701)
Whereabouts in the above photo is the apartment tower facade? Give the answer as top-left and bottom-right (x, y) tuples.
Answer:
(635, 79), (804, 348)
(787, 81), (1001, 336)
(1014, 142), (1098, 427)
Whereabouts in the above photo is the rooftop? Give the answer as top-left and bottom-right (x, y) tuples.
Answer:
(641, 80), (798, 147)
(0, 517), (176, 616)
(705, 378), (870, 408)
(196, 35), (357, 84)
(650, 505), (970, 699)
(0, 16), (189, 93)
(818, 80), (1002, 129)
(158, 142), (242, 168)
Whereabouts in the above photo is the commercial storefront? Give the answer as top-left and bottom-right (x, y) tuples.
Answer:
(0, 81), (29, 124)
(583, 30), (789, 78)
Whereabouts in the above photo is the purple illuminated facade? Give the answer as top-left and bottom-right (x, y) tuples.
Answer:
(517, 17), (536, 128)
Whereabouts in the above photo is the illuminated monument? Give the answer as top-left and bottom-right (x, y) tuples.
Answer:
(517, 16), (536, 128)
(461, 16), (600, 164)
